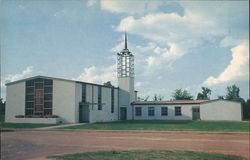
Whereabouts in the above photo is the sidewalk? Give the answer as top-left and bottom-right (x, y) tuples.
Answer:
(36, 123), (86, 130)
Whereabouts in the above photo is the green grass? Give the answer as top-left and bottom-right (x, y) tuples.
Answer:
(47, 150), (246, 160)
(60, 120), (250, 132)
(0, 122), (60, 128)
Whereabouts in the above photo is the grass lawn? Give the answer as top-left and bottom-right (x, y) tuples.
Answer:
(0, 122), (60, 129)
(60, 120), (250, 132)
(47, 150), (246, 160)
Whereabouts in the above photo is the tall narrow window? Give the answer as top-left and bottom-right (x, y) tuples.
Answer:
(44, 79), (53, 116)
(82, 83), (86, 102)
(148, 107), (155, 116)
(135, 107), (142, 116)
(25, 78), (53, 116)
(175, 107), (182, 116)
(98, 86), (102, 110)
(161, 107), (168, 116)
(111, 88), (114, 113)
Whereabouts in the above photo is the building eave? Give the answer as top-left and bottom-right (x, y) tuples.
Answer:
(131, 100), (209, 105)
(5, 75), (118, 89)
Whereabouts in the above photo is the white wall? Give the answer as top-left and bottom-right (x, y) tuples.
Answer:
(133, 104), (197, 120)
(118, 77), (134, 120)
(53, 80), (76, 123)
(200, 100), (242, 121)
(5, 82), (25, 123)
(89, 86), (119, 123)
(8, 117), (61, 124)
(75, 83), (82, 123)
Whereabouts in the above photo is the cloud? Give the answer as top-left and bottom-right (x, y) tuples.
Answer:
(73, 65), (117, 86)
(1, 66), (33, 88)
(220, 36), (245, 48)
(87, 0), (97, 7)
(100, 0), (161, 14)
(115, 10), (222, 74)
(203, 41), (249, 86)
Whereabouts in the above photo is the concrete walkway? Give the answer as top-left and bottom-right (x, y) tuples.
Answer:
(36, 123), (86, 130)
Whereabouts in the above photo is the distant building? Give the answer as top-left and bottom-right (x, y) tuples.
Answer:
(5, 34), (242, 123)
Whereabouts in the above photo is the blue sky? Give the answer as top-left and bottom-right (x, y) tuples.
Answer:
(1, 0), (249, 100)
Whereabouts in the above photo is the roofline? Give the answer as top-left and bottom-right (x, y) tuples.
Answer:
(132, 102), (202, 105)
(5, 75), (118, 89)
(200, 99), (241, 104)
(132, 99), (242, 105)
(132, 100), (208, 105)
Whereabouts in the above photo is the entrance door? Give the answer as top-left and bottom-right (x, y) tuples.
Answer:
(79, 105), (89, 123)
(120, 107), (127, 120)
(192, 108), (200, 120)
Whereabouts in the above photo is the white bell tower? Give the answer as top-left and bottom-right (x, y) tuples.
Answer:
(117, 32), (135, 120)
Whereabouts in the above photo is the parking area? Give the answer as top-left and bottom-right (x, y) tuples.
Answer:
(1, 130), (249, 160)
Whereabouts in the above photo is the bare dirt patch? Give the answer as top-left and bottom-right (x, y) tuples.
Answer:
(1, 130), (249, 160)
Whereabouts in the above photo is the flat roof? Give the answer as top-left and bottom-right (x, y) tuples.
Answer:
(132, 100), (209, 105)
(5, 75), (119, 89)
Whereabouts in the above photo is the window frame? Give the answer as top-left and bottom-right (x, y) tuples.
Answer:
(111, 88), (114, 113)
(175, 106), (182, 116)
(148, 107), (155, 116)
(161, 107), (168, 116)
(135, 107), (142, 116)
(98, 86), (102, 110)
(25, 78), (53, 116)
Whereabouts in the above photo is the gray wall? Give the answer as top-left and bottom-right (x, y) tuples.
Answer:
(5, 82), (25, 123)
(133, 104), (198, 120)
(118, 77), (134, 120)
(53, 80), (77, 123)
(200, 100), (242, 121)
(87, 85), (119, 123)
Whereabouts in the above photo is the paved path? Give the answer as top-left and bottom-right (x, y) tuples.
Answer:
(36, 123), (86, 130)
(1, 130), (250, 160)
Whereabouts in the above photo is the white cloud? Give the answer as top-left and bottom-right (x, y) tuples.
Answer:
(203, 40), (249, 86)
(135, 82), (142, 88)
(73, 65), (117, 86)
(1, 66), (33, 87)
(115, 10), (221, 74)
(87, 0), (97, 7)
(100, 0), (161, 14)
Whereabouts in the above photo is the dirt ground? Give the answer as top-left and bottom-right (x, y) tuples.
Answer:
(1, 130), (250, 160)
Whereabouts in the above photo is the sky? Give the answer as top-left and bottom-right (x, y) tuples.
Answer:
(1, 0), (249, 101)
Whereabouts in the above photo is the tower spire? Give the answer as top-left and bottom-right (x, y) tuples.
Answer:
(125, 32), (127, 49)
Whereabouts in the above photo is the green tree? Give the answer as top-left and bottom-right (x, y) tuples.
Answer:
(225, 85), (242, 102)
(172, 89), (193, 100)
(103, 81), (114, 88)
(153, 94), (164, 101)
(137, 96), (150, 102)
(197, 87), (211, 100)
(218, 96), (224, 99)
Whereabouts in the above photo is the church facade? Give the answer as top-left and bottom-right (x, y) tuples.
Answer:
(4, 34), (242, 123)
